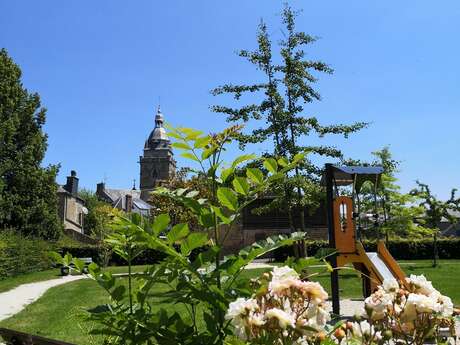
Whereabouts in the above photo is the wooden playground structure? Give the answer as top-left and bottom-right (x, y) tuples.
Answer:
(323, 164), (407, 315)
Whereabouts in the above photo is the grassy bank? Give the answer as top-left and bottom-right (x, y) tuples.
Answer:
(1, 260), (459, 344)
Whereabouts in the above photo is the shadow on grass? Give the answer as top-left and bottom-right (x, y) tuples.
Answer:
(87, 305), (110, 314)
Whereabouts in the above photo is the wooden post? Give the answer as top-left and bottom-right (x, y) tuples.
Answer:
(325, 164), (340, 315)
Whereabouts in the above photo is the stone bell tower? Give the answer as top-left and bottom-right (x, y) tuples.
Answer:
(139, 107), (176, 201)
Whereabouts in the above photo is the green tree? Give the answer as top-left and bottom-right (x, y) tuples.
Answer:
(0, 49), (61, 239)
(148, 167), (211, 230)
(212, 5), (367, 239)
(410, 181), (460, 267)
(366, 148), (427, 240)
(79, 189), (119, 266)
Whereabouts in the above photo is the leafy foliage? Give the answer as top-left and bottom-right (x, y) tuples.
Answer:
(211, 5), (367, 237)
(0, 49), (61, 239)
(410, 181), (460, 266)
(50, 125), (307, 344)
(357, 147), (429, 240)
(0, 230), (52, 278)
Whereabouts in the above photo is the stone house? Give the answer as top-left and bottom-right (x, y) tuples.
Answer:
(96, 183), (152, 216)
(57, 170), (88, 234)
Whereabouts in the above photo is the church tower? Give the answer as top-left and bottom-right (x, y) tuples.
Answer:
(139, 107), (176, 201)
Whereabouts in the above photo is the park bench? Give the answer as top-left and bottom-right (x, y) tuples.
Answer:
(61, 257), (92, 275)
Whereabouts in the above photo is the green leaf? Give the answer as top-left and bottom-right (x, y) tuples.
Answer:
(220, 167), (234, 182)
(194, 136), (210, 149)
(201, 147), (215, 160)
(232, 176), (249, 195)
(211, 205), (231, 224)
(263, 158), (278, 174)
(231, 154), (257, 169)
(153, 214), (170, 235)
(293, 152), (306, 163)
(180, 127), (203, 139)
(217, 187), (238, 211)
(198, 211), (215, 228)
(181, 152), (200, 163)
(181, 232), (208, 255)
(278, 157), (289, 167)
(48, 251), (63, 265)
(324, 259), (334, 273)
(110, 285), (126, 302)
(222, 232), (306, 282)
(73, 258), (85, 273)
(172, 142), (192, 150)
(62, 252), (73, 267)
(185, 190), (199, 198)
(167, 223), (190, 244)
(168, 131), (183, 140)
(246, 168), (264, 185)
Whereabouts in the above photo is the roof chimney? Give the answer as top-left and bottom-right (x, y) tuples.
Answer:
(64, 170), (79, 197)
(96, 182), (105, 196)
(125, 194), (133, 213)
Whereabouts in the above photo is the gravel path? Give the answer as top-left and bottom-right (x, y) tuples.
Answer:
(0, 275), (86, 321)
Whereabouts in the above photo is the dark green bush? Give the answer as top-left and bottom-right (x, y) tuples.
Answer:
(59, 244), (209, 266)
(0, 230), (52, 279)
(273, 238), (460, 261)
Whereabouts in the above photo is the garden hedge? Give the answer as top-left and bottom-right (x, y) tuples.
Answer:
(0, 230), (52, 279)
(273, 238), (460, 261)
(59, 244), (208, 266)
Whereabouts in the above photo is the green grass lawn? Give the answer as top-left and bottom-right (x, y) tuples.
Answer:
(0, 265), (150, 293)
(1, 260), (459, 344)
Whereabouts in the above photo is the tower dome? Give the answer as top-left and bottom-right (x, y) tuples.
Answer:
(145, 107), (169, 148)
(139, 105), (176, 201)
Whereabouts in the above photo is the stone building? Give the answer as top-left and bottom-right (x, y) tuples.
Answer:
(96, 183), (152, 217)
(57, 170), (88, 234)
(220, 197), (328, 254)
(95, 106), (175, 212)
(139, 107), (176, 201)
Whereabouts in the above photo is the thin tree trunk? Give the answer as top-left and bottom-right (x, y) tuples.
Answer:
(433, 232), (438, 267)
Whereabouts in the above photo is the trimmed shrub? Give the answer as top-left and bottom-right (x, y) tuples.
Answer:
(273, 238), (460, 261)
(0, 230), (52, 278)
(59, 244), (209, 266)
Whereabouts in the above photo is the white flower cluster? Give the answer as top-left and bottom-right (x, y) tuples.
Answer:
(225, 270), (455, 345)
(353, 275), (455, 344)
(363, 275), (453, 322)
(225, 266), (329, 343)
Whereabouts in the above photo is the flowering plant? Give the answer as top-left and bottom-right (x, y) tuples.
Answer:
(226, 270), (457, 345)
(225, 266), (330, 344)
(339, 275), (456, 345)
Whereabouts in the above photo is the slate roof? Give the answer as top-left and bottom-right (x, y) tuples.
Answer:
(102, 188), (152, 211)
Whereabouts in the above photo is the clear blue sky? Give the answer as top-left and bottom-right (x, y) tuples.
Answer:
(1, 1), (460, 198)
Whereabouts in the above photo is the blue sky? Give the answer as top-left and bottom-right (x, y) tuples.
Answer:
(1, 1), (460, 198)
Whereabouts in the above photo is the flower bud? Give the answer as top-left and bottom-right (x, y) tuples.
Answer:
(383, 330), (393, 340)
(346, 321), (353, 330)
(317, 331), (327, 341)
(334, 328), (346, 340)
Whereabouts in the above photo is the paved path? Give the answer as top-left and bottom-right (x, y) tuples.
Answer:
(0, 275), (86, 321)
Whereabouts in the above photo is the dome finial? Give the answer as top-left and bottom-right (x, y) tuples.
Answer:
(155, 103), (164, 128)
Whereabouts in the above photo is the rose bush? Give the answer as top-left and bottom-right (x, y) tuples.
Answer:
(225, 266), (330, 344)
(225, 269), (457, 345)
